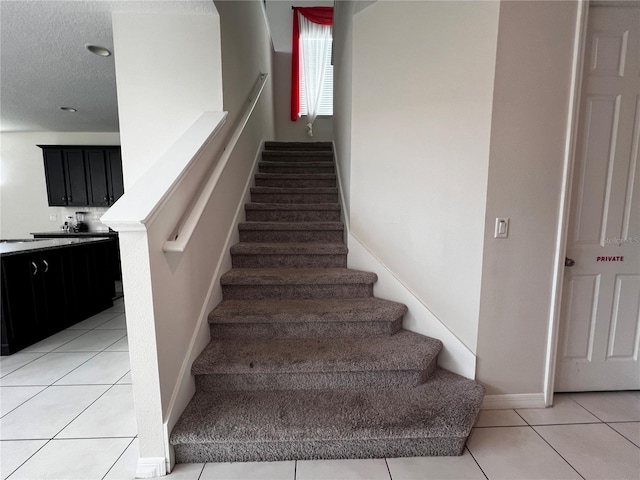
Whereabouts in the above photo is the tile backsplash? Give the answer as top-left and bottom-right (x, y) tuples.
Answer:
(58, 207), (111, 232)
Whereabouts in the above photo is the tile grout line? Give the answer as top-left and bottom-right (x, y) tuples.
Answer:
(529, 425), (586, 480)
(294, 459), (297, 480)
(565, 395), (608, 423)
(384, 457), (392, 480)
(101, 436), (137, 480)
(0, 386), (48, 420)
(4, 437), (53, 480)
(0, 352), (47, 379)
(196, 462), (206, 480)
(602, 421), (640, 449)
(465, 445), (489, 480)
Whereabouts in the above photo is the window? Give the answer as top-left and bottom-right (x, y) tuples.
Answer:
(299, 37), (333, 117)
(290, 7), (333, 129)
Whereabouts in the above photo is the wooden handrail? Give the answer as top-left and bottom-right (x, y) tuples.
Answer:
(163, 73), (268, 253)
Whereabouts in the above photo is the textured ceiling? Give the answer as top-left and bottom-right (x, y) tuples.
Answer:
(0, 0), (217, 133)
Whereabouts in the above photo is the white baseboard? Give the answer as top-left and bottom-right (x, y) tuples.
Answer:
(481, 393), (546, 410)
(135, 457), (167, 478)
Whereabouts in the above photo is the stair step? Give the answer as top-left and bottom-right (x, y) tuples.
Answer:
(170, 368), (484, 462)
(259, 162), (335, 174)
(220, 268), (377, 300)
(262, 151), (334, 162)
(238, 222), (344, 243)
(231, 243), (347, 268)
(209, 297), (407, 339)
(250, 187), (338, 204)
(192, 330), (441, 392)
(264, 141), (332, 151)
(255, 173), (337, 188)
(244, 203), (341, 222)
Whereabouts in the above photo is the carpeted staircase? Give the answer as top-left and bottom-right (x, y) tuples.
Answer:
(169, 142), (484, 463)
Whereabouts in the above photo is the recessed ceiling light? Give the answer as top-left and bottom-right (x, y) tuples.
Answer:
(86, 44), (112, 57)
(60, 107), (77, 113)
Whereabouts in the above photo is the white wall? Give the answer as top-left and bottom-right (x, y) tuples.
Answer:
(350, 0), (499, 352)
(112, 11), (223, 189)
(333, 1), (355, 218)
(476, 0), (579, 395)
(0, 132), (120, 239)
(215, 0), (275, 138)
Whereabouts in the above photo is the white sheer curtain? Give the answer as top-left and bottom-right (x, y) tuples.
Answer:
(299, 13), (332, 137)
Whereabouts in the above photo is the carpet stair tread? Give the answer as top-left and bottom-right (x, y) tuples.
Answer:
(238, 221), (344, 232)
(192, 330), (440, 375)
(254, 173), (336, 181)
(171, 368), (483, 446)
(245, 203), (341, 212)
(209, 298), (407, 325)
(264, 141), (332, 150)
(251, 187), (338, 195)
(259, 161), (334, 168)
(230, 243), (347, 255)
(262, 151), (334, 162)
(220, 268), (377, 286)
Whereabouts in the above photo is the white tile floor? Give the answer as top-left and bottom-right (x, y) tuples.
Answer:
(1, 298), (639, 479)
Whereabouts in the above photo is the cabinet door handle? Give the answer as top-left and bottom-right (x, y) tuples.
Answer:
(43, 259), (49, 273)
(62, 196), (66, 201)
(68, 195), (72, 201)
(109, 196), (114, 203)
(31, 261), (38, 275)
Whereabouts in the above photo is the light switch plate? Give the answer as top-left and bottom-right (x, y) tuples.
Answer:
(49, 213), (57, 221)
(495, 217), (509, 238)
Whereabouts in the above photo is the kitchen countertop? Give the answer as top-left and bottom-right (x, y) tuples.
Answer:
(0, 238), (111, 257)
(31, 231), (118, 238)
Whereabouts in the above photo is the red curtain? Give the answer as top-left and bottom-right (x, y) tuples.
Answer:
(291, 7), (334, 121)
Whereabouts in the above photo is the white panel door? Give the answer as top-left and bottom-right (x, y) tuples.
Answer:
(556, 6), (640, 392)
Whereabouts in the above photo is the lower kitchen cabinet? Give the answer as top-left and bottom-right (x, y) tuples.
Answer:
(1, 241), (114, 355)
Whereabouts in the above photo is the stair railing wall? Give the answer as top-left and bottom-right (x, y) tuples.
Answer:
(101, 73), (270, 476)
(164, 73), (268, 253)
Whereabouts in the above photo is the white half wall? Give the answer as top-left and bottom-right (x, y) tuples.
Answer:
(0, 131), (120, 239)
(111, 8), (224, 472)
(112, 11), (223, 189)
(476, 0), (580, 395)
(350, 0), (500, 352)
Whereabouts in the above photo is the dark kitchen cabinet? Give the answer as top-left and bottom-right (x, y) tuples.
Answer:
(40, 145), (123, 207)
(42, 148), (89, 206)
(1, 241), (114, 355)
(1, 249), (69, 353)
(85, 148), (124, 206)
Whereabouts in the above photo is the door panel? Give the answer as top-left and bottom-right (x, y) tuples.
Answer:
(561, 274), (600, 360)
(556, 6), (640, 391)
(606, 275), (640, 360)
(573, 95), (620, 244)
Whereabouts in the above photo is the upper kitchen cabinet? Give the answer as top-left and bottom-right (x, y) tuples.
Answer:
(42, 148), (89, 206)
(39, 146), (124, 207)
(85, 148), (124, 206)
